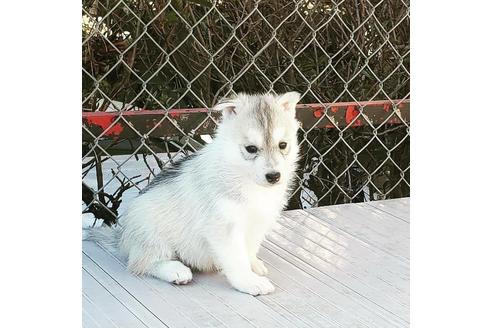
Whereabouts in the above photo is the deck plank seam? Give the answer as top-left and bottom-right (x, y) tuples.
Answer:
(360, 203), (409, 224)
(192, 282), (262, 328)
(84, 246), (204, 328)
(260, 256), (374, 328)
(274, 218), (409, 297)
(302, 210), (409, 262)
(83, 294), (120, 328)
(83, 308), (104, 328)
(278, 215), (409, 282)
(266, 230), (409, 308)
(83, 253), (171, 328)
(195, 275), (301, 328)
(83, 267), (153, 328)
(263, 241), (409, 326)
(92, 245), (236, 328)
(259, 280), (338, 328)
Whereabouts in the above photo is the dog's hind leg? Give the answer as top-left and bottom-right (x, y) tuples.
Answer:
(126, 243), (193, 285)
(149, 260), (193, 285)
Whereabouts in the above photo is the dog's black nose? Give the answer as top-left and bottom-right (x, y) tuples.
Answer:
(265, 172), (281, 184)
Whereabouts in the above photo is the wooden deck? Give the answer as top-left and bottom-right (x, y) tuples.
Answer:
(83, 198), (409, 328)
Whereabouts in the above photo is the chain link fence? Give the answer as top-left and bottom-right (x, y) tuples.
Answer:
(82, 0), (410, 226)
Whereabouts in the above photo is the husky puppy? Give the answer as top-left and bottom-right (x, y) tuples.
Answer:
(85, 92), (301, 295)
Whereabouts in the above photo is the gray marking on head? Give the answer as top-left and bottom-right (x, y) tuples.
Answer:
(139, 153), (197, 195)
(251, 95), (275, 150)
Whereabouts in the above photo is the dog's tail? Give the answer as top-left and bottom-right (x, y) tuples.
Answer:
(82, 224), (122, 254)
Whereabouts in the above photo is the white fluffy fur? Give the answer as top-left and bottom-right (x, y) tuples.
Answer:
(85, 92), (301, 295)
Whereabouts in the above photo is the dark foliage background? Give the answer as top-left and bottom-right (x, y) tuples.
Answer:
(82, 0), (410, 222)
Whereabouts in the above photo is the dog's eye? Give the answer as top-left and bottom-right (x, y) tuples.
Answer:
(279, 142), (287, 150)
(245, 145), (258, 154)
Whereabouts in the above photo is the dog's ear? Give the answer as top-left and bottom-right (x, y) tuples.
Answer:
(212, 98), (237, 119)
(277, 91), (300, 117)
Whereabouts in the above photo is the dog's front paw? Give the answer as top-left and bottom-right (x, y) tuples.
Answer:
(231, 274), (275, 296)
(251, 258), (268, 276)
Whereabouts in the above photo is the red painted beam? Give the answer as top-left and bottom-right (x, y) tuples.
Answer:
(82, 99), (409, 142)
